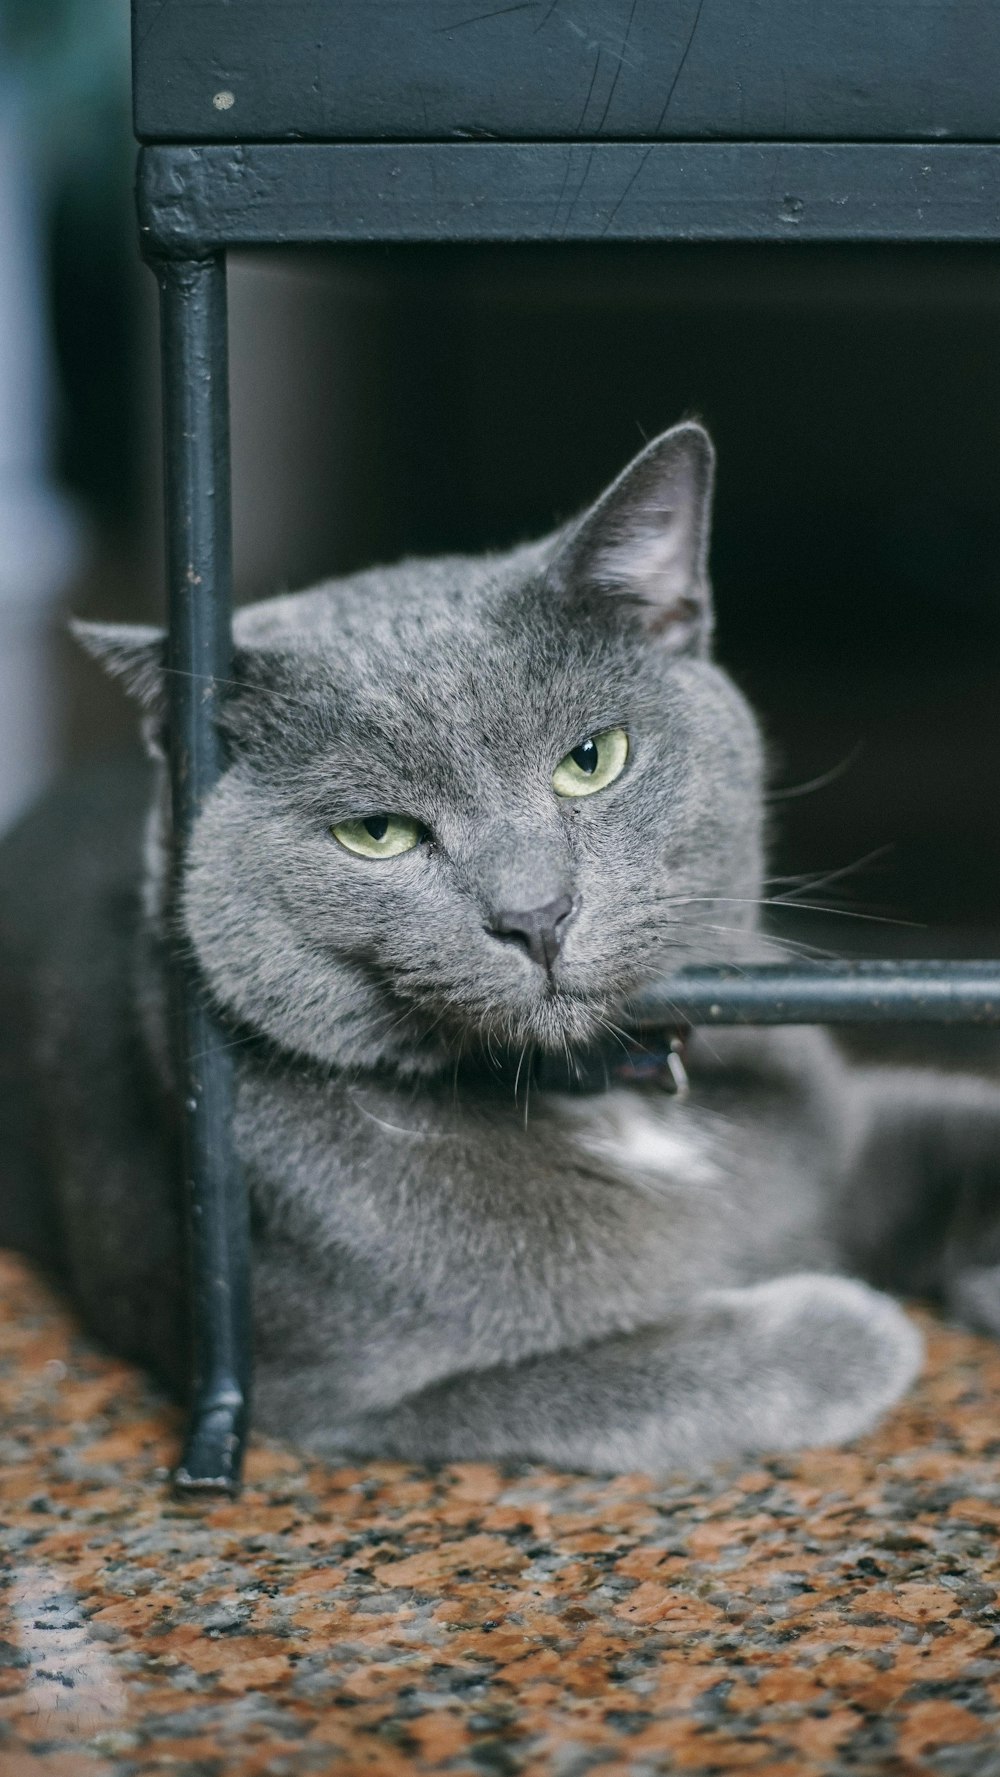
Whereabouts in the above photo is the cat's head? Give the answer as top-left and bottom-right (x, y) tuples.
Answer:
(79, 422), (764, 1074)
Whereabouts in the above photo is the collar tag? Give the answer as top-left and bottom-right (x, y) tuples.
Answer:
(609, 1032), (689, 1097)
(664, 1036), (690, 1099)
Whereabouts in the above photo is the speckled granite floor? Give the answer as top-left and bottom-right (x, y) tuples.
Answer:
(2, 1251), (1000, 1776)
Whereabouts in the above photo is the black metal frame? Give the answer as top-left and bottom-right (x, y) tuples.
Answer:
(152, 253), (251, 1492)
(138, 140), (1000, 1494)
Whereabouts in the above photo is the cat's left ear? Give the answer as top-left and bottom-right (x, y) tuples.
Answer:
(547, 421), (715, 655)
(72, 619), (289, 757)
(72, 620), (169, 757)
(72, 620), (167, 711)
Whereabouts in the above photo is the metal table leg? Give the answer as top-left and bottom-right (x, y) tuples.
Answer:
(152, 251), (251, 1495)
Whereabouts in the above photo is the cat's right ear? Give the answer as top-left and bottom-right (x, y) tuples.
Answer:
(72, 621), (167, 757)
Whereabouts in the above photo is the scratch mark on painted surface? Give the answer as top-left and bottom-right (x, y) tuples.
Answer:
(533, 0), (561, 31)
(549, 9), (646, 75)
(135, 0), (171, 51)
(575, 48), (604, 133)
(434, 1), (537, 31)
(559, 144), (598, 237)
(600, 144), (653, 236)
(548, 145), (581, 235)
(594, 0), (641, 133)
(653, 0), (708, 130)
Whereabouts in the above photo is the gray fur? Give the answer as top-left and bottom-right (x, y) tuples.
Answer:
(2, 419), (995, 1473)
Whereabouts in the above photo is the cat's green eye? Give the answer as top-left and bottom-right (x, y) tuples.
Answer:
(332, 814), (423, 858)
(552, 727), (629, 798)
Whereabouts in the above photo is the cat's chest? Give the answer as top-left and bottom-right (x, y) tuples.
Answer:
(549, 1085), (724, 1193)
(244, 1061), (831, 1375)
(248, 1064), (734, 1283)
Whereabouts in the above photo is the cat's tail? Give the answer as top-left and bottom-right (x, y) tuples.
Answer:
(0, 956), (58, 1267)
(837, 1065), (1000, 1334)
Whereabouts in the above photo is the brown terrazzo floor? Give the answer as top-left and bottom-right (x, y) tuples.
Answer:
(2, 1251), (1000, 1776)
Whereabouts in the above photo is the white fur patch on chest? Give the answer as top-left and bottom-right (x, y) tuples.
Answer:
(551, 1087), (722, 1191)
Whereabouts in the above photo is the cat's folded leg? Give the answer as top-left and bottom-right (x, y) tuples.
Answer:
(840, 1068), (1000, 1336)
(316, 1273), (921, 1472)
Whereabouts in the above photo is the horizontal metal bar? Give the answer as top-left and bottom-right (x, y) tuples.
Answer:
(130, 0), (1000, 148)
(631, 962), (1000, 1026)
(138, 142), (1000, 255)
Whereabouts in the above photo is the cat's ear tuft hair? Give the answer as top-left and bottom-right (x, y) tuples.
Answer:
(71, 620), (167, 712)
(548, 421), (715, 655)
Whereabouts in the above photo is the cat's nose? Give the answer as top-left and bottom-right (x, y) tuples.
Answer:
(490, 894), (577, 973)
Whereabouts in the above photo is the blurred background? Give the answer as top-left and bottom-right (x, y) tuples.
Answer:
(6, 3), (1000, 983)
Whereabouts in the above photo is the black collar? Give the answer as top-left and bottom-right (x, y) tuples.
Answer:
(532, 1026), (691, 1098)
(209, 997), (691, 1101)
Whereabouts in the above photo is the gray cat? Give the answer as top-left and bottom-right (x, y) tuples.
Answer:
(3, 420), (999, 1473)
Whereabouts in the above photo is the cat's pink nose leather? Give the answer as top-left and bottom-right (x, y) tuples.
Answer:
(490, 894), (576, 973)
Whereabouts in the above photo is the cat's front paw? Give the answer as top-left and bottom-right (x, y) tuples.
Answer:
(721, 1272), (924, 1452)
